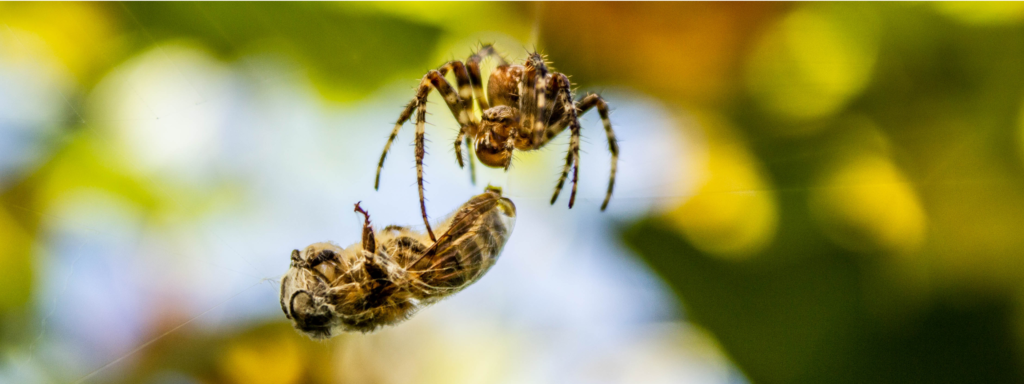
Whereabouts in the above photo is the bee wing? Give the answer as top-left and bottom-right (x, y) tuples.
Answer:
(408, 193), (501, 270)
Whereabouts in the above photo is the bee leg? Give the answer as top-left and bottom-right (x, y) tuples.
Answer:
(354, 202), (376, 254)
(305, 249), (337, 268)
(383, 224), (408, 233)
(297, 250), (335, 286)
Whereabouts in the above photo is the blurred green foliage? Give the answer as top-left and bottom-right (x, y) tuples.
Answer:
(117, 2), (443, 98)
(618, 3), (1024, 384)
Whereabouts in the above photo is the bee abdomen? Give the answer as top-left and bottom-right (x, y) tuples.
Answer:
(414, 204), (513, 297)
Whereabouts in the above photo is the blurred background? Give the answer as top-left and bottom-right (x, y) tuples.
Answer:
(3, 2), (1024, 383)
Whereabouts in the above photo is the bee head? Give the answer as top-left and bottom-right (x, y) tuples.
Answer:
(281, 247), (339, 340)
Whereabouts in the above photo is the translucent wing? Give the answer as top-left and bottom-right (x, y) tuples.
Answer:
(407, 189), (516, 298)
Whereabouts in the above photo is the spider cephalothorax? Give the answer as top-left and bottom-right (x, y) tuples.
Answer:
(375, 45), (618, 240)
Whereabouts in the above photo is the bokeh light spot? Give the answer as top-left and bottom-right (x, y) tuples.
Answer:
(0, 206), (32, 311)
(745, 6), (879, 125)
(934, 2), (1024, 26)
(666, 115), (777, 259)
(89, 43), (233, 186)
(810, 154), (927, 255)
(0, 2), (115, 83)
(221, 333), (303, 384)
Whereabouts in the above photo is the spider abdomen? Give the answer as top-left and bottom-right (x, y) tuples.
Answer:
(487, 65), (523, 107)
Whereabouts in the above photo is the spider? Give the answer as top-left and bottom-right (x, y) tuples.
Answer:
(374, 45), (619, 241)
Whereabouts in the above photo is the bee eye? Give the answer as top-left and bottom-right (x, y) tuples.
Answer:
(290, 291), (331, 328)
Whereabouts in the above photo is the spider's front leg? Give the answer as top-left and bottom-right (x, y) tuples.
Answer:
(376, 69), (471, 242)
(413, 100), (435, 242)
(375, 99), (418, 190)
(438, 60), (476, 169)
(467, 44), (508, 111)
(465, 136), (477, 185)
(520, 52), (551, 145)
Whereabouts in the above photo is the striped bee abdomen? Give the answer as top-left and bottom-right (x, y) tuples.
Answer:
(408, 188), (516, 299)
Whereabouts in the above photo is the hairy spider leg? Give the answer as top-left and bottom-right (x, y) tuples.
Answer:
(462, 45), (507, 181)
(533, 73), (555, 145)
(437, 61), (475, 112)
(496, 52), (553, 171)
(376, 70), (472, 242)
(518, 65), (537, 159)
(529, 53), (556, 145)
(465, 136), (477, 185)
(576, 93), (618, 211)
(467, 44), (507, 111)
(438, 61), (477, 169)
(547, 74), (583, 208)
(414, 100), (435, 242)
(375, 99), (418, 190)
(522, 53), (551, 145)
(524, 53), (556, 151)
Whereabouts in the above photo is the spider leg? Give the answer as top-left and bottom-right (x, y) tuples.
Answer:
(504, 53), (552, 171)
(438, 61), (477, 168)
(467, 44), (507, 111)
(576, 93), (618, 211)
(375, 99), (418, 190)
(465, 135), (477, 185)
(568, 125), (581, 209)
(547, 74), (583, 208)
(500, 129), (518, 171)
(526, 51), (551, 130)
(437, 61), (475, 113)
(520, 65), (537, 140)
(533, 74), (553, 145)
(380, 70), (466, 242)
(414, 99), (437, 242)
(519, 53), (551, 143)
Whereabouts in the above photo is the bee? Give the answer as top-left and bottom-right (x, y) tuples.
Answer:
(374, 45), (618, 242)
(280, 187), (516, 339)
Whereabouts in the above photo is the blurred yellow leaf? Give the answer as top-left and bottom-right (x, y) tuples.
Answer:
(221, 333), (303, 384)
(809, 154), (927, 255)
(666, 114), (777, 259)
(0, 205), (33, 311)
(0, 2), (118, 85)
(935, 2), (1024, 26)
(745, 5), (879, 125)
